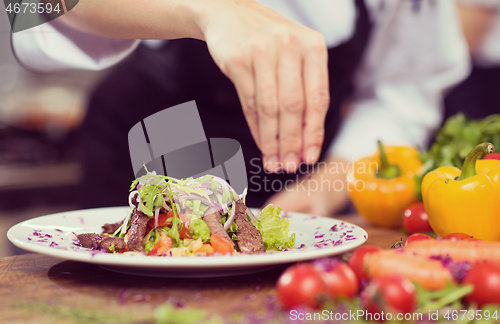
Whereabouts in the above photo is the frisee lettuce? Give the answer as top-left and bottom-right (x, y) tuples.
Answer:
(252, 204), (295, 251)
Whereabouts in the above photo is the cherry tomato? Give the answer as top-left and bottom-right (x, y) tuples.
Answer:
(277, 259), (358, 309)
(361, 275), (416, 316)
(276, 263), (327, 309)
(482, 153), (500, 160)
(403, 203), (432, 234)
(314, 259), (359, 299)
(348, 246), (382, 286)
(404, 233), (434, 246)
(443, 233), (473, 241)
(148, 211), (174, 228)
(463, 263), (500, 308)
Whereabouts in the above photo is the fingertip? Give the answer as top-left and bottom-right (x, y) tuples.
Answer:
(304, 145), (321, 165)
(263, 155), (282, 173)
(283, 152), (300, 173)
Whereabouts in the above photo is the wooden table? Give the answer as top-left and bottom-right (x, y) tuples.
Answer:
(0, 214), (406, 324)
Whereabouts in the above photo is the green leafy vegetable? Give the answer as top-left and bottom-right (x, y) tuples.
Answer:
(416, 113), (500, 199)
(165, 181), (181, 241)
(144, 228), (160, 254)
(221, 210), (239, 234)
(252, 204), (295, 251)
(415, 282), (474, 312)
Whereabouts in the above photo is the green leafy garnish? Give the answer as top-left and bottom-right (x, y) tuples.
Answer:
(252, 204), (295, 251)
(417, 113), (500, 199)
(144, 228), (160, 254)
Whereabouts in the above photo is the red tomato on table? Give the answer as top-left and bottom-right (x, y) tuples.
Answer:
(403, 203), (432, 234)
(276, 259), (358, 309)
(463, 263), (500, 308)
(404, 233), (434, 246)
(361, 275), (416, 316)
(482, 153), (500, 160)
(348, 246), (382, 286)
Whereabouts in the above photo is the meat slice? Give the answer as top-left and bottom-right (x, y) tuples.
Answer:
(204, 208), (233, 246)
(77, 233), (126, 253)
(77, 233), (100, 248)
(97, 236), (126, 252)
(234, 201), (265, 253)
(101, 221), (122, 234)
(127, 210), (150, 252)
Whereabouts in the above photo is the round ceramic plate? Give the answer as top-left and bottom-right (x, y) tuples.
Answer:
(7, 207), (367, 277)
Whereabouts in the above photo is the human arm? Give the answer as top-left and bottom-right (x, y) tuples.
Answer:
(13, 0), (331, 172)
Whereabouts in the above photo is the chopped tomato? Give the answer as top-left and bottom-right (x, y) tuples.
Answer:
(179, 220), (192, 239)
(210, 234), (234, 255)
(149, 231), (172, 256)
(148, 211), (174, 228)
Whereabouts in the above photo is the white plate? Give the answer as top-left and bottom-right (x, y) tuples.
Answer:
(7, 207), (368, 277)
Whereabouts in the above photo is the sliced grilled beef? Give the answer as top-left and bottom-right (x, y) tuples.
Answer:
(127, 210), (150, 252)
(97, 236), (126, 252)
(101, 221), (122, 234)
(204, 208), (233, 246)
(77, 233), (100, 248)
(77, 233), (125, 253)
(234, 201), (265, 253)
(131, 193), (139, 208)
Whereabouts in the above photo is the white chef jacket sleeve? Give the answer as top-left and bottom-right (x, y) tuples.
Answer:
(11, 16), (140, 72)
(329, 0), (470, 161)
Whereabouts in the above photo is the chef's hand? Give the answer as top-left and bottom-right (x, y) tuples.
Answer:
(200, 0), (330, 173)
(264, 157), (349, 216)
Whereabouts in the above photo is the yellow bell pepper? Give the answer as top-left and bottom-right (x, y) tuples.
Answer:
(422, 143), (500, 241)
(347, 141), (422, 227)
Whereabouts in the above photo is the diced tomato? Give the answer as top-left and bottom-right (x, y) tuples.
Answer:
(179, 220), (192, 239)
(210, 234), (234, 255)
(148, 231), (172, 256)
(148, 211), (174, 228)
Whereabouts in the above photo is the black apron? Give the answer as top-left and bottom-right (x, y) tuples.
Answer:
(78, 0), (371, 208)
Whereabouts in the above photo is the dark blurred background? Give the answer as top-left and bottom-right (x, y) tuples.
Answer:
(0, 1), (499, 257)
(0, 12), (104, 256)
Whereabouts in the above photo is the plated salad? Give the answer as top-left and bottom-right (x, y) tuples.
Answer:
(77, 171), (295, 256)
